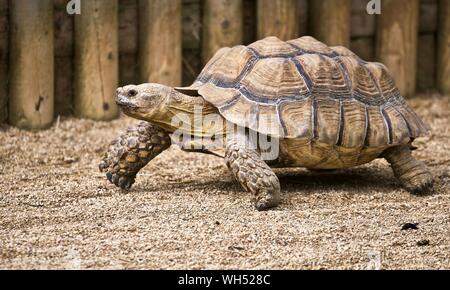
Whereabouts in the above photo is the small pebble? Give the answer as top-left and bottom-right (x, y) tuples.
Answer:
(228, 246), (245, 251)
(401, 223), (419, 230)
(417, 239), (430, 246)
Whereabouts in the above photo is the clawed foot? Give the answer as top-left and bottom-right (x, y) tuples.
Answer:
(99, 157), (136, 190)
(225, 138), (282, 211)
(400, 174), (434, 195)
(384, 145), (435, 196)
(255, 191), (280, 211)
(106, 171), (135, 190)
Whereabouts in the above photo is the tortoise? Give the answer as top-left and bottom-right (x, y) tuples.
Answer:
(100, 36), (433, 211)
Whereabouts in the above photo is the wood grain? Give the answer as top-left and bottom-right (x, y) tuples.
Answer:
(202, 0), (243, 65)
(139, 0), (182, 86)
(351, 0), (376, 37)
(375, 0), (419, 98)
(257, 0), (298, 40)
(417, 34), (436, 91)
(119, 0), (138, 86)
(54, 0), (74, 115)
(437, 0), (450, 94)
(310, 0), (351, 47)
(74, 0), (119, 120)
(350, 37), (374, 61)
(0, 0), (8, 123)
(182, 0), (203, 85)
(9, 0), (54, 129)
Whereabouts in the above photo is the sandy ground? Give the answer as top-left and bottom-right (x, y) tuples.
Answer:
(0, 94), (449, 270)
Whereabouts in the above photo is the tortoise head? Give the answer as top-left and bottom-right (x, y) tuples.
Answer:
(116, 83), (218, 135)
(116, 83), (174, 121)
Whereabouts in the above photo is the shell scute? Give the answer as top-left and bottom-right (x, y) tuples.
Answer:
(339, 56), (382, 104)
(248, 36), (298, 57)
(315, 96), (341, 144)
(278, 99), (312, 139)
(340, 101), (367, 148)
(366, 106), (389, 147)
(240, 58), (309, 101)
(287, 36), (335, 55)
(198, 45), (255, 86)
(294, 54), (348, 95)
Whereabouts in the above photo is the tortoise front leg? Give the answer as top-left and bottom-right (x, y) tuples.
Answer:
(225, 139), (281, 211)
(383, 145), (434, 194)
(99, 122), (171, 189)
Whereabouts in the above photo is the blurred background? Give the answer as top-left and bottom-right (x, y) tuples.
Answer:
(0, 0), (448, 130)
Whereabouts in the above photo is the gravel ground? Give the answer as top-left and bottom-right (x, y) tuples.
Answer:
(0, 94), (449, 269)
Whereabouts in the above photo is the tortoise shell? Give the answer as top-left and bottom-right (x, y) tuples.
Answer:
(176, 36), (429, 167)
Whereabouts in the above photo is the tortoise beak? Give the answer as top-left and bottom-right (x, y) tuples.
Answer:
(116, 94), (137, 109)
(115, 88), (135, 108)
(116, 95), (125, 105)
(116, 94), (128, 106)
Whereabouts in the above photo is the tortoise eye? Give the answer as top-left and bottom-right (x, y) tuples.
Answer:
(128, 89), (138, 97)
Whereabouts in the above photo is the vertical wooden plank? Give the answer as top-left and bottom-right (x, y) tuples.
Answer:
(350, 0), (376, 61)
(74, 0), (119, 120)
(375, 0), (419, 98)
(417, 0), (438, 91)
(9, 0), (54, 129)
(310, 0), (351, 47)
(351, 37), (374, 61)
(119, 0), (138, 86)
(120, 54), (138, 86)
(0, 0), (8, 123)
(297, 0), (308, 36)
(242, 0), (257, 44)
(437, 0), (450, 94)
(417, 34), (436, 90)
(419, 0), (437, 34)
(351, 0), (375, 38)
(202, 0), (243, 65)
(139, 0), (182, 86)
(54, 0), (74, 115)
(182, 0), (202, 86)
(257, 0), (298, 40)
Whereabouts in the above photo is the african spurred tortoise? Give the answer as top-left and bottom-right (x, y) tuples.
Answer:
(99, 36), (433, 210)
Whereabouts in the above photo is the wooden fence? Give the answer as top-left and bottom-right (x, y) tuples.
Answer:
(0, 0), (449, 130)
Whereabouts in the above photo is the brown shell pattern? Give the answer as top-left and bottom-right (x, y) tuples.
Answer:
(190, 36), (430, 148)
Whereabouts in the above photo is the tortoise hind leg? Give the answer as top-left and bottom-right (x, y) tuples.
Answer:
(225, 139), (281, 211)
(383, 145), (434, 194)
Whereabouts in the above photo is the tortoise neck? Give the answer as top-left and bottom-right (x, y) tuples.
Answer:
(150, 90), (219, 135)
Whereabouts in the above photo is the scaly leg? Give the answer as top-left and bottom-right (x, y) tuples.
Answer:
(225, 139), (281, 211)
(99, 122), (171, 189)
(384, 145), (434, 194)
